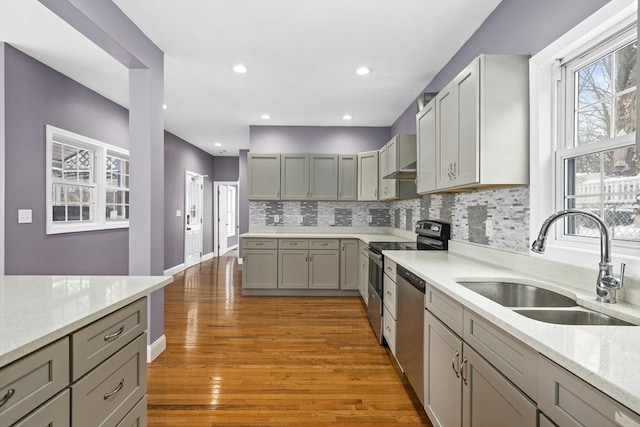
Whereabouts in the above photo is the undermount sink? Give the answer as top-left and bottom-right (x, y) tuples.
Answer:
(457, 281), (577, 307)
(514, 309), (635, 326)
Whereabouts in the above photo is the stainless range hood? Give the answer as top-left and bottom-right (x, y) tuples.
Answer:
(383, 161), (416, 180)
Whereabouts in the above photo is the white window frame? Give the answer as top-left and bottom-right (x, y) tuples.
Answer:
(46, 125), (130, 235)
(530, 0), (639, 277)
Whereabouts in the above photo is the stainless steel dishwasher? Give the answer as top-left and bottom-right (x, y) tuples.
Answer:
(396, 264), (427, 404)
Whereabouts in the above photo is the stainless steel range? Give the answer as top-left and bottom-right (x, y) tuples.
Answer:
(366, 220), (450, 345)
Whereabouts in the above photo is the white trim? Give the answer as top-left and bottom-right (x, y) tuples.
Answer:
(202, 252), (214, 261)
(184, 170), (204, 268)
(218, 244), (238, 256)
(238, 257), (243, 265)
(530, 0), (639, 278)
(213, 180), (239, 257)
(45, 125), (130, 235)
(147, 334), (166, 363)
(163, 263), (185, 276)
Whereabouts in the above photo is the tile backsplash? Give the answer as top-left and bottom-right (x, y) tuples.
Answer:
(249, 186), (530, 252)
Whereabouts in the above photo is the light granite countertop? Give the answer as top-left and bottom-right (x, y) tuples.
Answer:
(240, 231), (413, 244)
(383, 250), (640, 414)
(0, 275), (173, 367)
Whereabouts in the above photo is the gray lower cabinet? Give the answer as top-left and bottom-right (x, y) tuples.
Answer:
(11, 389), (70, 427)
(538, 412), (557, 427)
(117, 395), (147, 427)
(425, 310), (536, 427)
(358, 250), (369, 303)
(339, 239), (359, 290)
(309, 249), (339, 289)
(538, 356), (640, 427)
(248, 153), (281, 200)
(278, 250), (309, 289)
(243, 249), (278, 289)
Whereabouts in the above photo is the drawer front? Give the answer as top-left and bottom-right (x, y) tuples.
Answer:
(463, 310), (537, 401)
(382, 274), (397, 319)
(384, 258), (397, 279)
(309, 239), (339, 250)
(538, 356), (640, 427)
(242, 238), (277, 250)
(72, 333), (147, 427)
(425, 286), (464, 336)
(116, 396), (147, 427)
(0, 338), (69, 426)
(12, 389), (70, 427)
(71, 298), (147, 381)
(278, 239), (309, 249)
(383, 306), (396, 355)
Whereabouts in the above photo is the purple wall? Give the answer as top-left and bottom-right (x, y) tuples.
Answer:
(4, 45), (130, 275)
(249, 126), (391, 153)
(164, 131), (216, 269)
(212, 156), (239, 181)
(391, 0), (611, 133)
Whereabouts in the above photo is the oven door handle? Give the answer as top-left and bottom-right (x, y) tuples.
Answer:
(367, 248), (383, 262)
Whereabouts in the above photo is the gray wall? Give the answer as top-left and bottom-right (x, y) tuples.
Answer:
(249, 126), (391, 153)
(239, 150), (249, 238)
(4, 45), (130, 275)
(391, 0), (611, 133)
(212, 156), (239, 181)
(164, 131), (216, 269)
(0, 44), (6, 275)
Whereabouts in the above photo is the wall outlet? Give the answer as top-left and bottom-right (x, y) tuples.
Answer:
(367, 215), (373, 223)
(485, 219), (493, 237)
(176, 210), (182, 217)
(298, 215), (304, 223)
(273, 214), (280, 223)
(18, 209), (32, 224)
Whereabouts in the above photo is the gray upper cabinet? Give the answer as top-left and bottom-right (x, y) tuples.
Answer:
(309, 154), (338, 200)
(378, 145), (391, 200)
(417, 98), (437, 194)
(382, 134), (417, 200)
(248, 153), (281, 200)
(357, 150), (379, 200)
(281, 154), (309, 200)
(338, 155), (357, 201)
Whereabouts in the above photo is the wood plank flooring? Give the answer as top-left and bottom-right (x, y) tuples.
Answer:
(147, 252), (432, 426)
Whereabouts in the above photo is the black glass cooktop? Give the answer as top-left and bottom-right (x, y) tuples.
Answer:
(368, 241), (419, 253)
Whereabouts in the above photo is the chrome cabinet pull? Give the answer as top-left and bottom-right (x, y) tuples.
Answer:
(0, 388), (15, 408)
(256, 242), (264, 246)
(451, 351), (460, 378)
(104, 325), (125, 341)
(291, 242), (298, 246)
(387, 266), (392, 271)
(103, 379), (125, 400)
(460, 357), (468, 385)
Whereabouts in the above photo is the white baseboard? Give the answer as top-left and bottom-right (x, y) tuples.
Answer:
(147, 334), (166, 363)
(163, 263), (185, 276)
(203, 252), (214, 261)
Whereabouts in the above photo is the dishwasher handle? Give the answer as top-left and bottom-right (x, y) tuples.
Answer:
(397, 265), (426, 293)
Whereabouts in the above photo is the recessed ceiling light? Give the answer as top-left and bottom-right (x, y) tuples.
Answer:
(356, 66), (371, 76)
(162, 104), (168, 110)
(214, 142), (222, 147)
(233, 64), (248, 74)
(343, 114), (353, 121)
(261, 114), (271, 120)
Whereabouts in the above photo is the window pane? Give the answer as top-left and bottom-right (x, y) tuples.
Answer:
(64, 171), (78, 181)
(67, 186), (81, 203)
(577, 55), (612, 109)
(52, 184), (66, 203)
(615, 41), (637, 92)
(52, 206), (66, 222)
(106, 190), (114, 204)
(81, 206), (91, 221)
(68, 206), (80, 221)
(577, 101), (610, 145)
(614, 91), (636, 136)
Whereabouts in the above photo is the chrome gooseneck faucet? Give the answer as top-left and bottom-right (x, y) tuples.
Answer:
(531, 209), (625, 304)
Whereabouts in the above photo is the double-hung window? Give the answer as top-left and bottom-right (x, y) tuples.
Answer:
(46, 125), (130, 234)
(530, 1), (639, 276)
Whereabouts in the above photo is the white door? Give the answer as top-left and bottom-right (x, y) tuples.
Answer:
(185, 172), (204, 268)
(218, 184), (229, 255)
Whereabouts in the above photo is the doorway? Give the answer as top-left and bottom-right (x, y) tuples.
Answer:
(184, 171), (204, 268)
(214, 181), (239, 256)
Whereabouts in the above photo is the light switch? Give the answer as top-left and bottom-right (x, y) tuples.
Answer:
(367, 215), (373, 223)
(176, 210), (182, 217)
(18, 209), (32, 224)
(298, 215), (304, 223)
(273, 214), (279, 223)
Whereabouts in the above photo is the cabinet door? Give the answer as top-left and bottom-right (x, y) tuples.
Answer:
(357, 151), (379, 200)
(385, 137), (398, 199)
(339, 239), (359, 290)
(243, 249), (278, 289)
(338, 155), (357, 201)
(309, 154), (338, 200)
(379, 146), (390, 199)
(455, 57), (480, 187)
(12, 389), (70, 427)
(436, 82), (458, 190)
(281, 154), (309, 200)
(278, 250), (309, 289)
(462, 344), (536, 427)
(417, 100), (437, 193)
(424, 311), (463, 427)
(308, 250), (339, 289)
(248, 154), (281, 200)
(359, 252), (369, 303)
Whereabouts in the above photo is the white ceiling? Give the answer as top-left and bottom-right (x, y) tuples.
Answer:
(1, 0), (502, 156)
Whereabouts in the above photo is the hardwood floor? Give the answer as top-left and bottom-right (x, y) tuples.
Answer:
(147, 253), (432, 426)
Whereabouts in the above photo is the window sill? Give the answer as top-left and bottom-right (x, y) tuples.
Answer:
(46, 221), (129, 235)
